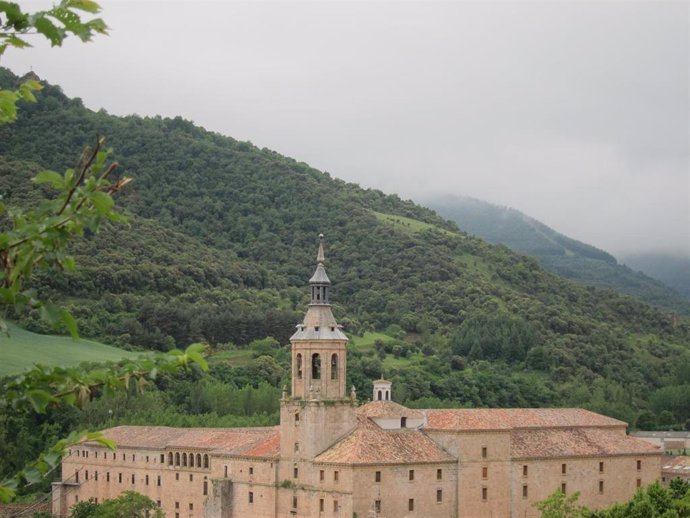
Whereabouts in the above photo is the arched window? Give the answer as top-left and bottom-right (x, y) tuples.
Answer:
(190, 453), (194, 467)
(378, 390), (382, 401)
(182, 453), (187, 467)
(197, 454), (202, 467)
(203, 455), (209, 469)
(312, 353), (321, 379)
(385, 391), (390, 401)
(296, 354), (303, 379)
(175, 452), (180, 466)
(331, 354), (338, 380)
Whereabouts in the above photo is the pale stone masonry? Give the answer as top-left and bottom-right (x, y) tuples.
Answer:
(54, 236), (662, 517)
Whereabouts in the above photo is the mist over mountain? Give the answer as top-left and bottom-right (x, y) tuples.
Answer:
(622, 253), (690, 299)
(426, 195), (690, 315)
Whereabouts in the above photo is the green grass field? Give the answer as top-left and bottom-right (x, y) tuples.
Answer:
(0, 323), (140, 376)
(372, 211), (458, 237)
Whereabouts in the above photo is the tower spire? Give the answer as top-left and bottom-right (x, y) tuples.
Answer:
(317, 233), (325, 263)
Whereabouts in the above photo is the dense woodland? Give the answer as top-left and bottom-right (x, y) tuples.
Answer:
(0, 68), (689, 489)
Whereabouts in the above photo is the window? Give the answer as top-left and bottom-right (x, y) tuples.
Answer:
(122, 453), (125, 461)
(157, 476), (161, 487)
(482, 487), (488, 501)
(132, 454), (136, 462)
(168, 452), (173, 465)
(375, 471), (381, 482)
(600, 461), (604, 473)
(437, 489), (443, 503)
(319, 499), (324, 512)
(295, 413), (300, 425)
(176, 452), (180, 466)
(437, 468), (442, 480)
(334, 471), (339, 483)
(157, 500), (161, 507)
(523, 485), (528, 498)
(296, 354), (303, 379)
(375, 500), (381, 513)
(408, 499), (414, 511)
(562, 463), (567, 475)
(249, 467), (254, 475)
(637, 460), (642, 471)
(292, 496), (298, 509)
(131, 474), (135, 484)
(175, 502), (179, 509)
(320, 470), (325, 482)
(75, 472), (79, 483)
(160, 454), (164, 463)
(190, 453), (194, 467)
(196, 454), (201, 467)
(85, 470), (89, 480)
(482, 447), (487, 459)
(333, 500), (339, 512)
(224, 466), (228, 478)
(293, 467), (299, 479)
(106, 472), (110, 483)
(561, 483), (567, 494)
(118, 473), (122, 483)
(523, 465), (528, 477)
(482, 466), (488, 479)
(203, 454), (209, 468)
(145, 475), (149, 486)
(189, 503), (193, 511)
(294, 442), (299, 453)
(203, 479), (208, 496)
(377, 390), (382, 400)
(331, 354), (338, 380)
(176, 473), (180, 481)
(189, 474), (193, 482)
(401, 417), (407, 428)
(599, 480), (604, 494)
(182, 453), (187, 466)
(409, 469), (414, 481)
(312, 353), (321, 379)
(248, 491), (254, 504)
(637, 478), (642, 488)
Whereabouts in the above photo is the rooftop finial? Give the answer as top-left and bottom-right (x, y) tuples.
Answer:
(317, 233), (325, 264)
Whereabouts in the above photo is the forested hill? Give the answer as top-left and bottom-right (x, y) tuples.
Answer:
(1, 68), (689, 429)
(427, 196), (690, 314)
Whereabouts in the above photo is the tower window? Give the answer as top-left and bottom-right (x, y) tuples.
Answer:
(523, 465), (528, 477)
(437, 469), (442, 480)
(523, 485), (528, 498)
(600, 461), (604, 473)
(295, 412), (300, 425)
(482, 447), (487, 458)
(296, 354), (303, 379)
(408, 499), (414, 511)
(637, 460), (642, 471)
(409, 469), (414, 481)
(482, 487), (488, 501)
(599, 480), (604, 494)
(562, 463), (567, 474)
(482, 466), (488, 479)
(312, 353), (321, 379)
(375, 500), (381, 512)
(378, 390), (382, 401)
(331, 354), (339, 380)
(334, 470), (339, 483)
(375, 471), (381, 482)
(437, 489), (443, 503)
(561, 483), (567, 494)
(401, 417), (407, 428)
(319, 499), (324, 512)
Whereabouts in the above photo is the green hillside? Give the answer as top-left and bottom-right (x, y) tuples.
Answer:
(0, 323), (138, 376)
(427, 195), (690, 314)
(0, 67), (688, 431)
(622, 253), (690, 299)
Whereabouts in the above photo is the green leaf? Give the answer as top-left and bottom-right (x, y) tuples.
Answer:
(22, 467), (42, 485)
(33, 170), (64, 189)
(60, 308), (79, 340)
(26, 390), (56, 413)
(90, 191), (114, 214)
(32, 16), (65, 46)
(65, 0), (101, 13)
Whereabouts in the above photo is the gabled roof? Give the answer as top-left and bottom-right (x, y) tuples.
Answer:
(314, 415), (454, 465)
(357, 400), (424, 419)
(511, 427), (660, 459)
(425, 408), (626, 431)
(91, 426), (280, 459)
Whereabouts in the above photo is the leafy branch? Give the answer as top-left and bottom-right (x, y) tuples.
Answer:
(0, 343), (209, 502)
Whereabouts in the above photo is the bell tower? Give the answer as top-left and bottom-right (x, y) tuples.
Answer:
(280, 235), (356, 461)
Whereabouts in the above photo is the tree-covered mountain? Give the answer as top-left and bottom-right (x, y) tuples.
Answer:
(427, 195), (690, 314)
(622, 252), (690, 300)
(0, 68), (689, 431)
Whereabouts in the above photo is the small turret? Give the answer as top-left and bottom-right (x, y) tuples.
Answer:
(373, 378), (392, 401)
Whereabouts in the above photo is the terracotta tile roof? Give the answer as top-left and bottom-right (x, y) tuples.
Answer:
(93, 426), (280, 459)
(662, 456), (690, 472)
(511, 427), (660, 459)
(425, 408), (626, 431)
(357, 400), (424, 419)
(314, 415), (455, 465)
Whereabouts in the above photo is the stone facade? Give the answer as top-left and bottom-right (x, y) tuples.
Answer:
(54, 237), (662, 517)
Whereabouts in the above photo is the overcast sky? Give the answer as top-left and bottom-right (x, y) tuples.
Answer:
(3, 1), (689, 257)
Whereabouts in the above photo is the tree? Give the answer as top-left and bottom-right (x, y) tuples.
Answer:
(533, 489), (588, 518)
(95, 491), (164, 518)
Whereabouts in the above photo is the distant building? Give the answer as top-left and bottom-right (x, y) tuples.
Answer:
(631, 431), (690, 453)
(53, 237), (662, 517)
(662, 456), (690, 486)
